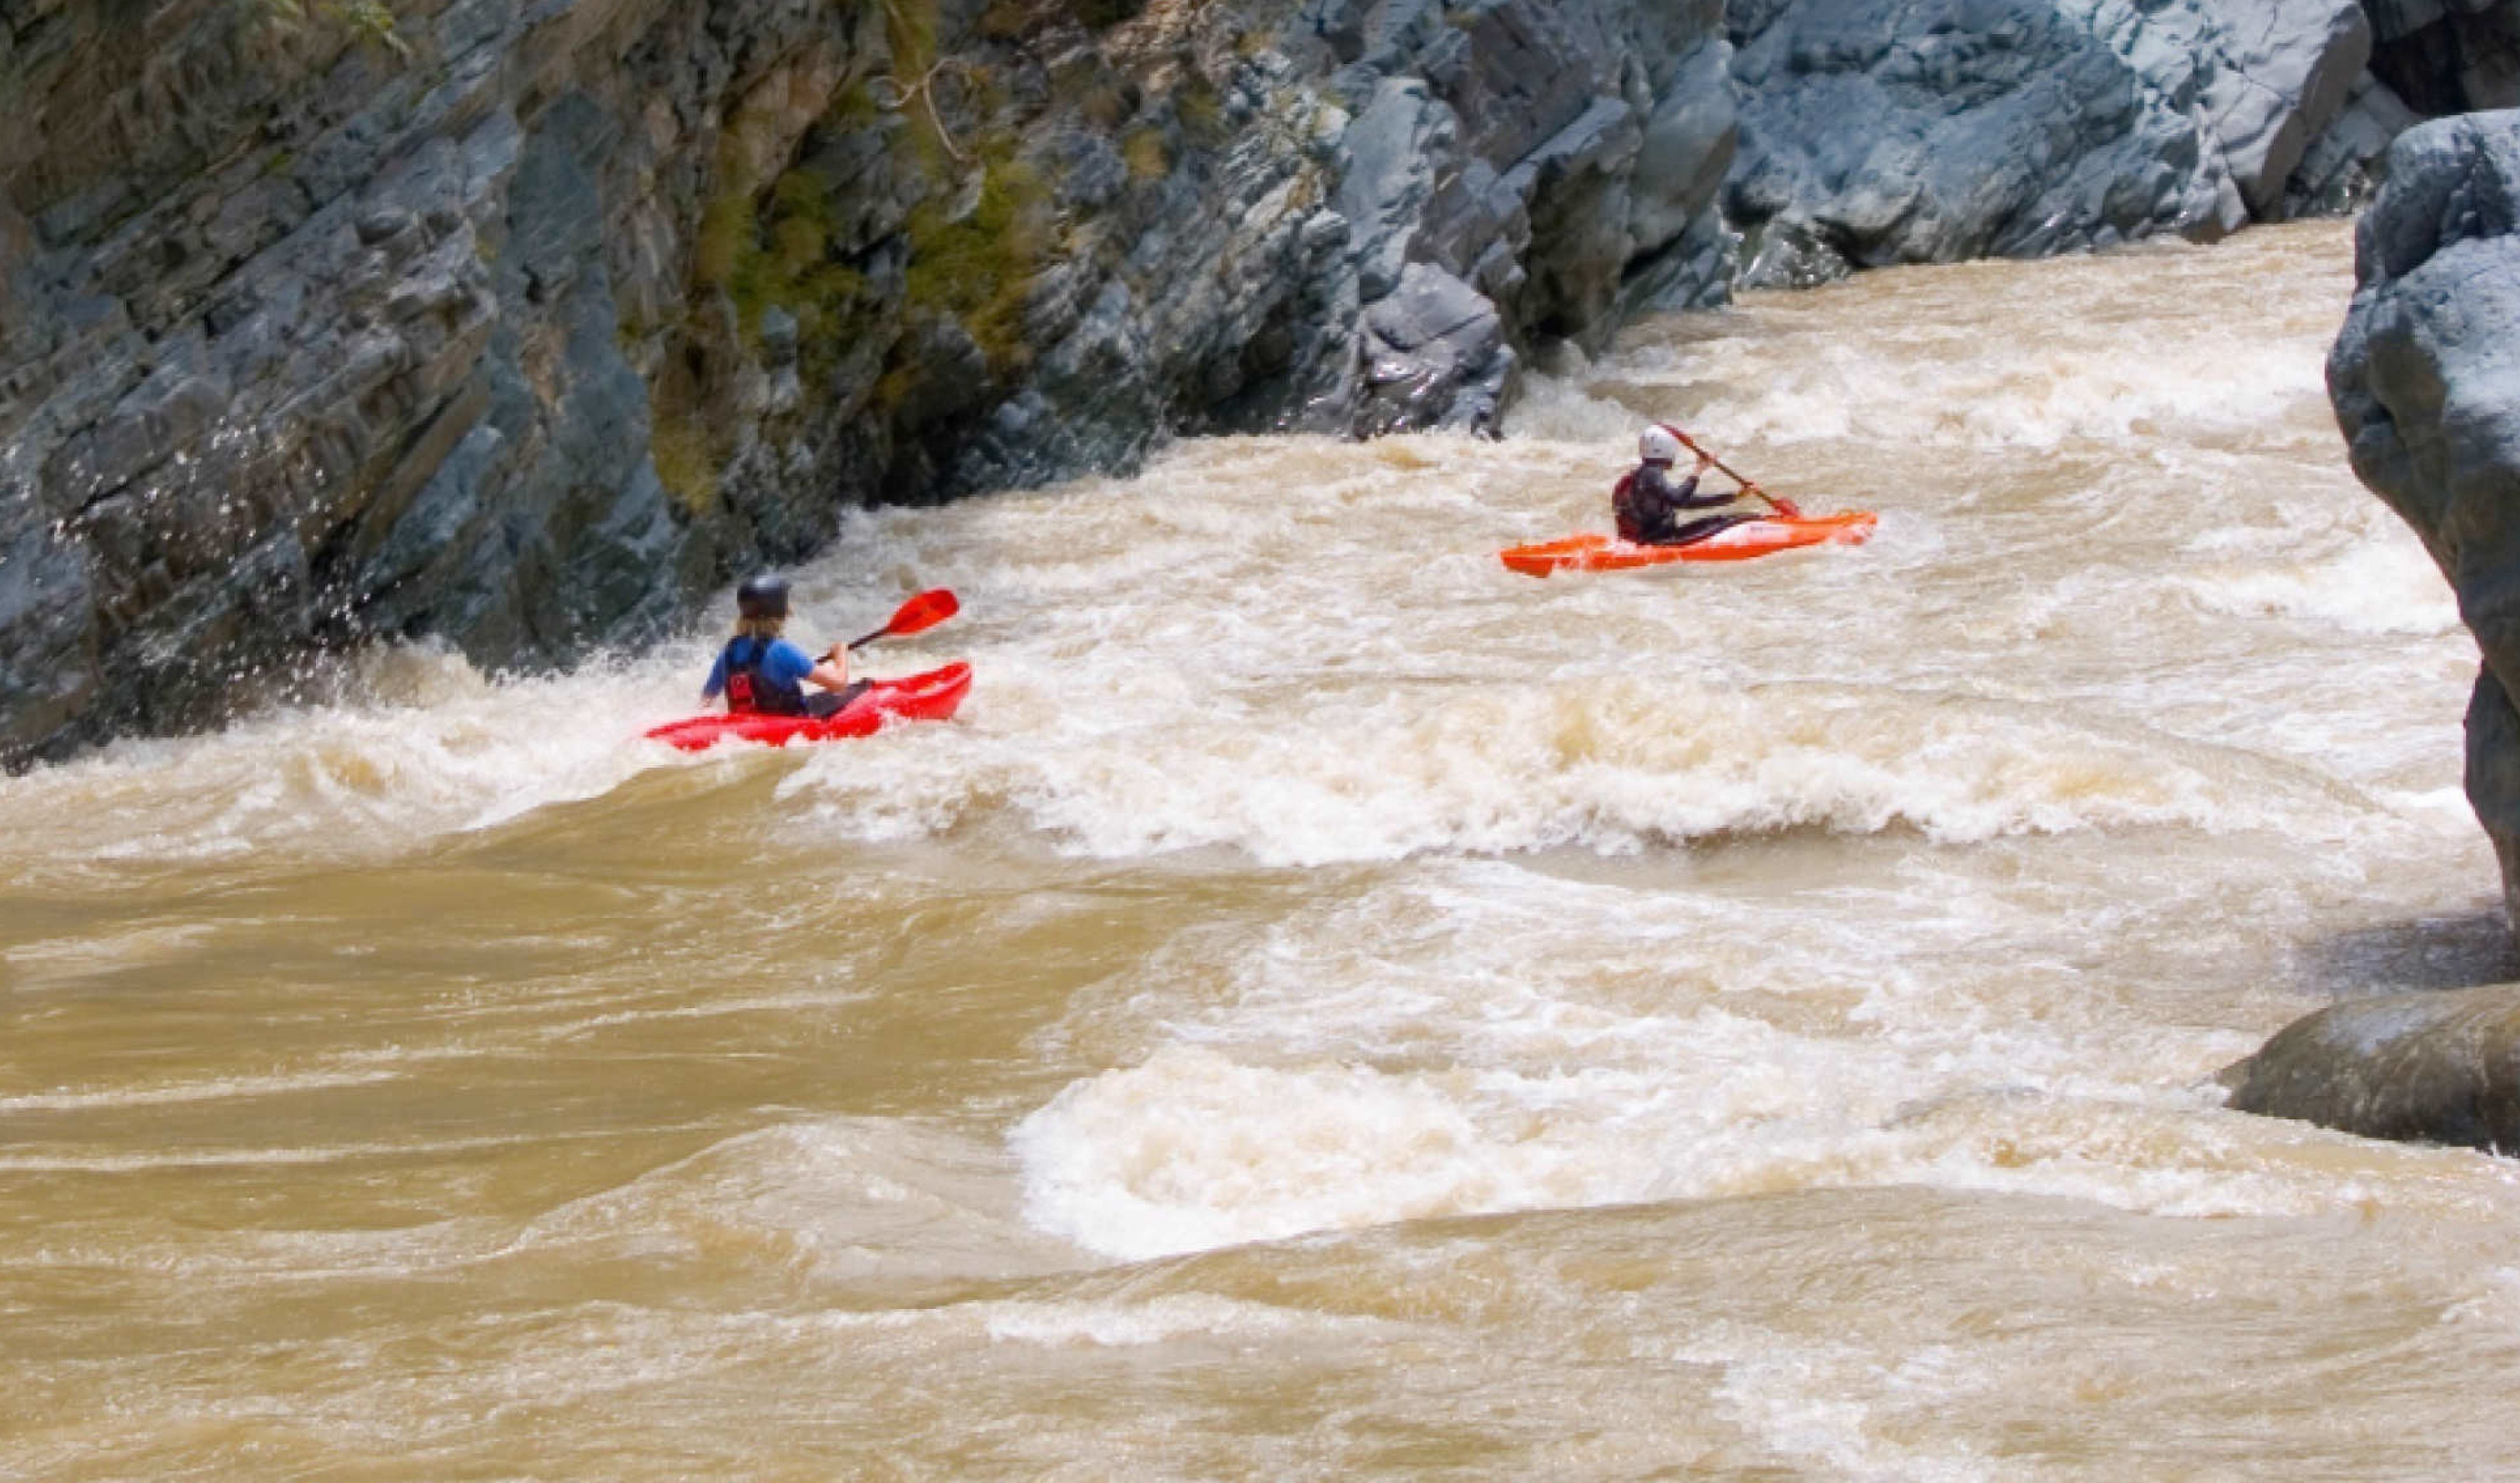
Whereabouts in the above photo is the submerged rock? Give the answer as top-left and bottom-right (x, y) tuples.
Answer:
(2330, 110), (2520, 924)
(2224, 984), (2520, 1151)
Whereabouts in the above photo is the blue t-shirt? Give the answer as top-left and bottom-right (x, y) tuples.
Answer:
(702, 637), (817, 700)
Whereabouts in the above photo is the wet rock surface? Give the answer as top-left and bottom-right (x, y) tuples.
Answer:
(2225, 984), (2520, 1152)
(2330, 109), (2520, 922)
(0, 0), (1741, 760)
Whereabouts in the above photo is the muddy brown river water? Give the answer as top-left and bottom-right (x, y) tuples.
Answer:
(8, 221), (2520, 1478)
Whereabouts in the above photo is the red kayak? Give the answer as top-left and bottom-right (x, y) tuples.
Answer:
(1501, 512), (1877, 577)
(644, 662), (973, 753)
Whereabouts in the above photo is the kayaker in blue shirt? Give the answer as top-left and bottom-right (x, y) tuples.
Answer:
(1614, 425), (1791, 545)
(703, 575), (868, 718)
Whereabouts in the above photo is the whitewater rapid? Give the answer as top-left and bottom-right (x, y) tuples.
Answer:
(8, 222), (2520, 1478)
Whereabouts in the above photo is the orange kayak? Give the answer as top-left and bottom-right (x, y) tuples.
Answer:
(643, 662), (973, 753)
(1499, 512), (1877, 576)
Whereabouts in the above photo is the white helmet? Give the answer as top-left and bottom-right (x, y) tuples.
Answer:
(1639, 424), (1683, 464)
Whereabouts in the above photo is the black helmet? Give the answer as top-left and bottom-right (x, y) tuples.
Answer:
(736, 574), (791, 621)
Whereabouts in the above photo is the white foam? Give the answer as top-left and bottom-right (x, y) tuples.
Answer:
(0, 642), (708, 876)
(1502, 370), (1642, 444)
(2174, 538), (2459, 636)
(981, 1294), (1335, 1347)
(1013, 1047), (1602, 1259)
(1587, 235), (2350, 455)
(1662, 333), (2326, 452)
(1010, 852), (2520, 1261)
(783, 667), (2372, 866)
(1699, 1336), (1998, 1481)
(1012, 1042), (2519, 1261)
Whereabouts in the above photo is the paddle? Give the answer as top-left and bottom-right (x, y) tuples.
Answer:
(836, 588), (959, 655)
(1661, 425), (1801, 518)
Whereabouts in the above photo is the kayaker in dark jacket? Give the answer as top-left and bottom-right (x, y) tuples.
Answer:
(702, 575), (869, 718)
(1614, 424), (1773, 546)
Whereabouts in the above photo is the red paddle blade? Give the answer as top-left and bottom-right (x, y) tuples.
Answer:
(882, 588), (959, 638)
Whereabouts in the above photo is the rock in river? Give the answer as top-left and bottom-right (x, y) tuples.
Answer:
(2225, 984), (2520, 1151)
(2330, 109), (2520, 926)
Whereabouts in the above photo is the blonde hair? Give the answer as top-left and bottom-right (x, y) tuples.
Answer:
(732, 615), (785, 640)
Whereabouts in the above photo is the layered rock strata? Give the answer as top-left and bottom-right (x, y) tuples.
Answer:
(2330, 109), (2520, 924)
(1723, 0), (2382, 286)
(0, 0), (1742, 760)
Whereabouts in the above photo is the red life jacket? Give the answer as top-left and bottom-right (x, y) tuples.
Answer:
(719, 636), (810, 716)
(1612, 469), (1647, 543)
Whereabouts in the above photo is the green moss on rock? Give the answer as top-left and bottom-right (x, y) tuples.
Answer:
(1120, 125), (1171, 180)
(649, 394), (718, 516)
(901, 154), (1045, 374)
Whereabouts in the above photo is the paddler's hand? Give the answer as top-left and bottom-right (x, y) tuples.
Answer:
(1771, 497), (1803, 518)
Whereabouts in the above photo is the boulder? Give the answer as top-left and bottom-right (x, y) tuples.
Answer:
(2329, 110), (2520, 923)
(2224, 984), (2520, 1151)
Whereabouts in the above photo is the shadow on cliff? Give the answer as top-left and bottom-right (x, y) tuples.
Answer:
(2295, 909), (2519, 999)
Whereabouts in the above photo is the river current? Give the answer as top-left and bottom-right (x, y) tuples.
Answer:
(8, 221), (2520, 1477)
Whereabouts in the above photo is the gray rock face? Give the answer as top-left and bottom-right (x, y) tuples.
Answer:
(1, 0), (1742, 761)
(2224, 984), (2520, 1151)
(2362, 0), (2520, 116)
(1724, 0), (2373, 283)
(1355, 262), (1515, 434)
(2285, 70), (2422, 217)
(2206, 0), (2374, 218)
(2330, 110), (2520, 924)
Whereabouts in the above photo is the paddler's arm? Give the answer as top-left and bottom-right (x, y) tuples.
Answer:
(806, 646), (852, 692)
(1666, 454), (1737, 510)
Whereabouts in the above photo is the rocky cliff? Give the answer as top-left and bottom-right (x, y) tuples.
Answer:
(1722, 0), (2390, 285)
(2362, 0), (2520, 117)
(2330, 109), (2520, 924)
(0, 0), (2469, 760)
(0, 0), (1745, 761)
